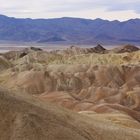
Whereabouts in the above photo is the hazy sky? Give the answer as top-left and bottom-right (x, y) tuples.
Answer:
(0, 0), (140, 21)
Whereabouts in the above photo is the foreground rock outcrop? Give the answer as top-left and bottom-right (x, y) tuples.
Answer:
(0, 89), (140, 140)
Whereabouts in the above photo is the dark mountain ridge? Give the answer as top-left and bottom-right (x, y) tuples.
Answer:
(0, 15), (140, 45)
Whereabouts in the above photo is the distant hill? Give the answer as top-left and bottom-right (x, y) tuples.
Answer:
(38, 36), (66, 43)
(0, 15), (140, 45)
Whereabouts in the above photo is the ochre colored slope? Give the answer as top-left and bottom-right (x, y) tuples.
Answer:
(0, 89), (140, 140)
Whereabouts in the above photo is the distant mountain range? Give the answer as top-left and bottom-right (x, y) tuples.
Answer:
(0, 15), (140, 45)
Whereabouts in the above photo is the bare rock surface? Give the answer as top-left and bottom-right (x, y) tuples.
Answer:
(0, 45), (140, 140)
(0, 89), (140, 140)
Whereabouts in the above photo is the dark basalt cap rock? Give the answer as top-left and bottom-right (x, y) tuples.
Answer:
(30, 47), (42, 51)
(19, 47), (43, 58)
(113, 44), (140, 53)
(92, 44), (106, 53)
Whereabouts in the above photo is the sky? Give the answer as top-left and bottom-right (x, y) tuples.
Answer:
(0, 0), (140, 21)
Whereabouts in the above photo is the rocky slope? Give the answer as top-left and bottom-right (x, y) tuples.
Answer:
(0, 45), (140, 139)
(112, 44), (140, 53)
(0, 88), (140, 140)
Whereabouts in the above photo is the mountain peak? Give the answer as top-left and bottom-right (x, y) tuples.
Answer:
(0, 14), (8, 18)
